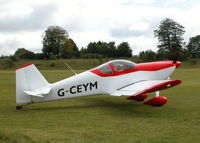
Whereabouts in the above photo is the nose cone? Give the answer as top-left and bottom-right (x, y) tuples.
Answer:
(175, 61), (181, 68)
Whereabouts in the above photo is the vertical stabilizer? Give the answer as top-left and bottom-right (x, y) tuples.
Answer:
(16, 63), (49, 105)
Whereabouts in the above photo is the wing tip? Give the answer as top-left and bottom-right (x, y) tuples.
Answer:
(127, 79), (182, 99)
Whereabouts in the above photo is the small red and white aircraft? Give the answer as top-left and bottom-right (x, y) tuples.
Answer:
(16, 59), (181, 110)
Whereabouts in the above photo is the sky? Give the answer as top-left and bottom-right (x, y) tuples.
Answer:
(0, 0), (200, 56)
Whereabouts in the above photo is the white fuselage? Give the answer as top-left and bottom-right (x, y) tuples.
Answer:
(31, 66), (176, 103)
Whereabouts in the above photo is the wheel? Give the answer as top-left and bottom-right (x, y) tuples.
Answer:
(16, 105), (23, 110)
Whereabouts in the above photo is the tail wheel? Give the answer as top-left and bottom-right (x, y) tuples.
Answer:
(16, 105), (23, 110)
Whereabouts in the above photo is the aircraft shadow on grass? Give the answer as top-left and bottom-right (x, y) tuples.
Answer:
(27, 96), (162, 118)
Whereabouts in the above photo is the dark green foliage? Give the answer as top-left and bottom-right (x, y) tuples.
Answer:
(49, 62), (56, 67)
(62, 39), (80, 58)
(86, 41), (109, 57)
(14, 48), (35, 59)
(34, 53), (45, 60)
(42, 26), (80, 59)
(139, 50), (156, 62)
(107, 42), (118, 58)
(10, 55), (19, 62)
(13, 48), (45, 60)
(117, 42), (132, 57)
(42, 26), (69, 59)
(187, 35), (200, 58)
(1, 58), (16, 68)
(49, 55), (57, 60)
(154, 18), (185, 59)
(84, 41), (132, 58)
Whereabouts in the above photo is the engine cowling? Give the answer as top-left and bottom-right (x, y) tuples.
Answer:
(143, 96), (168, 106)
(128, 93), (149, 101)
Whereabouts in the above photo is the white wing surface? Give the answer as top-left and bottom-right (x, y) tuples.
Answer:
(110, 80), (181, 97)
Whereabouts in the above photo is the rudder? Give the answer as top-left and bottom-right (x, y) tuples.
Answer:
(16, 63), (49, 105)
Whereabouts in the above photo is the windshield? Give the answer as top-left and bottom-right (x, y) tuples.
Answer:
(98, 64), (113, 74)
(111, 60), (136, 72)
(97, 60), (136, 74)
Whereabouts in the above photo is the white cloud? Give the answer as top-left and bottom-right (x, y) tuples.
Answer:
(0, 0), (200, 56)
(163, 0), (188, 7)
(0, 31), (42, 55)
(0, 0), (58, 32)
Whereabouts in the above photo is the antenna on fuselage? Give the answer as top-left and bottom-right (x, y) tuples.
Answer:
(64, 62), (77, 75)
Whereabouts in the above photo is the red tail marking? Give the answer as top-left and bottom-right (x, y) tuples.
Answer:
(16, 63), (33, 70)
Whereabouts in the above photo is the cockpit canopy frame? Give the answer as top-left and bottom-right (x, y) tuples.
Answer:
(97, 60), (136, 75)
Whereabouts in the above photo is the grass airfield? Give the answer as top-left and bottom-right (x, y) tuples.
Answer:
(0, 61), (200, 143)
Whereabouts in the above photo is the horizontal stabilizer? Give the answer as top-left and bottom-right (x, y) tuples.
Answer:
(24, 87), (51, 97)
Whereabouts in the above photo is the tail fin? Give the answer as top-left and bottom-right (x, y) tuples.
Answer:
(16, 63), (49, 105)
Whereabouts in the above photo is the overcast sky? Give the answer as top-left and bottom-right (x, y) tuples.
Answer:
(0, 0), (200, 56)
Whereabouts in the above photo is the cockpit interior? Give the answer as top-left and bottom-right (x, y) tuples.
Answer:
(97, 60), (136, 74)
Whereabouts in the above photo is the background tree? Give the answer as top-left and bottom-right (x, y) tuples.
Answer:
(117, 42), (132, 57)
(85, 41), (132, 58)
(139, 50), (156, 62)
(62, 39), (79, 58)
(107, 42), (118, 58)
(42, 26), (69, 59)
(86, 41), (109, 57)
(14, 48), (35, 59)
(87, 42), (99, 54)
(187, 35), (200, 58)
(154, 18), (185, 59)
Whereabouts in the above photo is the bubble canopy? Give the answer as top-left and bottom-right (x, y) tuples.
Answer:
(96, 60), (136, 75)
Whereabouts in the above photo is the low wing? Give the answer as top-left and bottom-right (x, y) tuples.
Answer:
(110, 80), (181, 97)
(24, 87), (51, 97)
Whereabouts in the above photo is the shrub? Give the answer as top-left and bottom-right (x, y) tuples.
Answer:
(49, 55), (57, 60)
(50, 62), (56, 67)
(2, 58), (16, 68)
(190, 60), (197, 66)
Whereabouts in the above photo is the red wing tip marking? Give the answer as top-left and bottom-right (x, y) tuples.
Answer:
(16, 63), (33, 70)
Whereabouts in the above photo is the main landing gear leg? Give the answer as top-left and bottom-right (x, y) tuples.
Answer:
(16, 105), (23, 110)
(155, 91), (160, 97)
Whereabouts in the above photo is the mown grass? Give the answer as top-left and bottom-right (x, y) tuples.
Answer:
(0, 65), (200, 142)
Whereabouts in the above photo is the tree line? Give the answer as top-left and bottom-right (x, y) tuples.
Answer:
(1, 18), (200, 61)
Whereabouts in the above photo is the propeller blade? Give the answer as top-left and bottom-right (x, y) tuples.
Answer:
(173, 52), (179, 64)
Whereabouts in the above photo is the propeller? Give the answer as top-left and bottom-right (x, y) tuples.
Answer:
(173, 52), (179, 64)
(172, 52), (181, 68)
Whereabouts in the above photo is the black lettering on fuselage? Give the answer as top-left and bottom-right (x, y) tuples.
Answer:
(82, 83), (89, 91)
(58, 88), (65, 96)
(77, 85), (82, 93)
(90, 81), (98, 90)
(70, 86), (76, 94)
(57, 81), (98, 96)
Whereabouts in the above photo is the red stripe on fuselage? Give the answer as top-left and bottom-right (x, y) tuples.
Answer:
(90, 61), (175, 77)
(136, 61), (174, 71)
